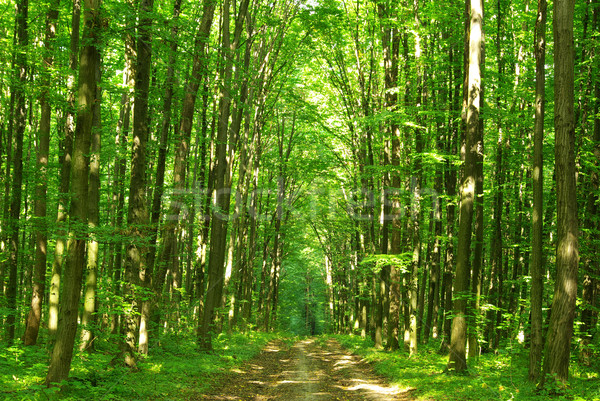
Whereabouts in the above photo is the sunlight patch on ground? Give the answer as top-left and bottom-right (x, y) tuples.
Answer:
(333, 356), (355, 368)
(149, 363), (163, 373)
(344, 380), (406, 395)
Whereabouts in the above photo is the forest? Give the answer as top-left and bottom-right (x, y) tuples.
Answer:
(0, 0), (598, 399)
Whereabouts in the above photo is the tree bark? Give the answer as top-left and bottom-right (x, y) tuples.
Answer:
(80, 61), (102, 352)
(46, 0), (100, 384)
(468, 24), (485, 360)
(578, 0), (598, 368)
(122, 0), (154, 367)
(439, 38), (460, 353)
(409, 9), (424, 354)
(48, 0), (81, 343)
(23, 0), (59, 346)
(139, 0), (182, 354)
(198, 0), (248, 349)
(6, 0), (28, 345)
(447, 0), (482, 373)
(108, 26), (134, 336)
(541, 0), (577, 387)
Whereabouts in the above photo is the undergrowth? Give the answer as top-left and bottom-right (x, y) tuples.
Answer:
(0, 331), (281, 400)
(330, 334), (600, 401)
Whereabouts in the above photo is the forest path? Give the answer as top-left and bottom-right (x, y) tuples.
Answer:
(198, 337), (414, 400)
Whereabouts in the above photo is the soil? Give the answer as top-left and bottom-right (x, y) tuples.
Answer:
(196, 338), (415, 400)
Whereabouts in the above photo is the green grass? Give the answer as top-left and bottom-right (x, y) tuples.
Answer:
(330, 334), (600, 401)
(0, 331), (281, 400)
(4, 332), (598, 400)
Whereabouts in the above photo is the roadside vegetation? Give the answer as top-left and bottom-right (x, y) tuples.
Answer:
(332, 334), (600, 401)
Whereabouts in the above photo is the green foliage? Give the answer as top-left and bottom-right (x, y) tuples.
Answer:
(330, 334), (600, 401)
(0, 332), (278, 400)
(360, 252), (412, 273)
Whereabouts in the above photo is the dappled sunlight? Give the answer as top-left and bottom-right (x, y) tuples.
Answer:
(343, 379), (408, 395)
(333, 356), (355, 370)
(149, 363), (164, 373)
(203, 337), (413, 399)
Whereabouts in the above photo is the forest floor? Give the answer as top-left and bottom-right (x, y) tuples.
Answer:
(197, 337), (415, 400)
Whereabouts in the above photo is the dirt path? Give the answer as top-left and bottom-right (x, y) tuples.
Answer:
(198, 338), (414, 400)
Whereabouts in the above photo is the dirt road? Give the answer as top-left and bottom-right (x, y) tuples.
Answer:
(199, 338), (414, 400)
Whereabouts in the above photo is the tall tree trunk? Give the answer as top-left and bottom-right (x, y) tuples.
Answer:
(138, 0), (182, 354)
(375, 0), (396, 349)
(580, 2), (599, 366)
(48, 0), (81, 343)
(108, 28), (135, 336)
(447, 0), (482, 373)
(0, 92), (13, 302)
(468, 26), (485, 360)
(409, 11), (424, 354)
(122, 0), (154, 367)
(80, 62), (102, 352)
(198, 0), (248, 349)
(23, 0), (59, 346)
(425, 160), (443, 341)
(439, 39), (460, 353)
(541, 0), (577, 387)
(46, 0), (100, 384)
(6, 0), (28, 344)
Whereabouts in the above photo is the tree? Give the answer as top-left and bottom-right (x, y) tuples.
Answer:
(198, 0), (247, 349)
(541, 0), (578, 387)
(46, 0), (101, 384)
(122, 0), (154, 367)
(139, 0), (182, 354)
(23, 0), (59, 347)
(529, 0), (547, 383)
(48, 0), (81, 343)
(79, 59), (102, 352)
(5, 0), (28, 345)
(447, 0), (483, 373)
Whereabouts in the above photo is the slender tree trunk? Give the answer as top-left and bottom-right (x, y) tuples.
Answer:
(541, 0), (577, 387)
(48, 0), (81, 343)
(468, 26), (485, 360)
(439, 40), (460, 353)
(122, 0), (154, 366)
(578, 1), (598, 368)
(23, 0), (59, 346)
(425, 160), (443, 341)
(108, 29), (134, 336)
(138, 0), (182, 354)
(409, 14), (424, 354)
(198, 0), (248, 349)
(375, 1), (396, 349)
(80, 62), (102, 352)
(448, 0), (482, 373)
(6, 0), (28, 344)
(0, 92), (13, 302)
(46, 0), (100, 384)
